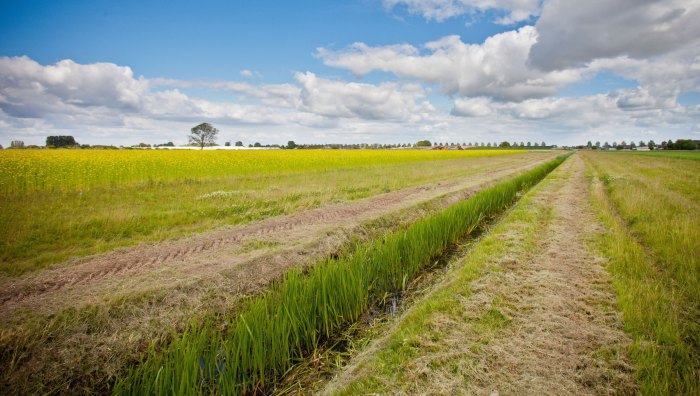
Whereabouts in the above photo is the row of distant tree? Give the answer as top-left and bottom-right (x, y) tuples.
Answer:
(5, 137), (118, 150)
(583, 139), (699, 150)
(416, 141), (549, 148)
(0, 124), (561, 150)
(3, 125), (697, 151)
(6, 133), (549, 150)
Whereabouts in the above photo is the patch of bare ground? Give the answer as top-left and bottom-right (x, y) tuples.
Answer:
(0, 152), (556, 393)
(325, 155), (636, 395)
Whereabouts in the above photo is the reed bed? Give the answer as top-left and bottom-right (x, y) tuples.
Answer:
(114, 155), (569, 395)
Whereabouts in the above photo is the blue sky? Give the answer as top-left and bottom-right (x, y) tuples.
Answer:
(0, 1), (517, 81)
(1, 0), (699, 146)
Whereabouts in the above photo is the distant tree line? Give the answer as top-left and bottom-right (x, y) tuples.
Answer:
(580, 138), (698, 150)
(289, 143), (417, 149)
(4, 123), (697, 151)
(6, 124), (557, 151)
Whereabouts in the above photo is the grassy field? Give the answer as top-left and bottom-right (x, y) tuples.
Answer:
(0, 149), (525, 275)
(583, 151), (699, 394)
(622, 150), (700, 161)
(1, 149), (557, 394)
(3, 149), (696, 395)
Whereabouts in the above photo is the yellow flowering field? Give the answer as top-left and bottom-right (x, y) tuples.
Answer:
(0, 149), (520, 194)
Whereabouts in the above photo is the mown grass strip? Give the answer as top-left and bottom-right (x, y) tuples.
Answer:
(114, 155), (569, 395)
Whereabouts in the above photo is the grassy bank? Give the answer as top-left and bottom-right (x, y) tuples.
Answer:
(114, 155), (568, 394)
(583, 152), (699, 394)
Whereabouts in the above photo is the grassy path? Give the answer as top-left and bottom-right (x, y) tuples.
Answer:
(325, 154), (637, 395)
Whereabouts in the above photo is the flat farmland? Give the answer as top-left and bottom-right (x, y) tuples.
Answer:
(0, 149), (532, 275)
(0, 149), (558, 393)
(2, 149), (696, 395)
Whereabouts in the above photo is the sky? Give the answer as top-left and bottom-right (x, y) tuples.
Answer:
(1, 0), (699, 147)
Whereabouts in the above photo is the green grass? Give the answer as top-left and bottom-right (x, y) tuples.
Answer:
(583, 151), (699, 395)
(113, 155), (568, 395)
(1, 150), (551, 275)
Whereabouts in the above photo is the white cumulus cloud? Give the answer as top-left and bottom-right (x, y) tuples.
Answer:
(319, 26), (584, 101)
(294, 72), (433, 120)
(0, 56), (445, 145)
(0, 56), (148, 118)
(451, 97), (493, 116)
(239, 69), (262, 78)
(529, 0), (700, 70)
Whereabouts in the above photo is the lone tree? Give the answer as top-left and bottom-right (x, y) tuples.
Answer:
(189, 123), (218, 149)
